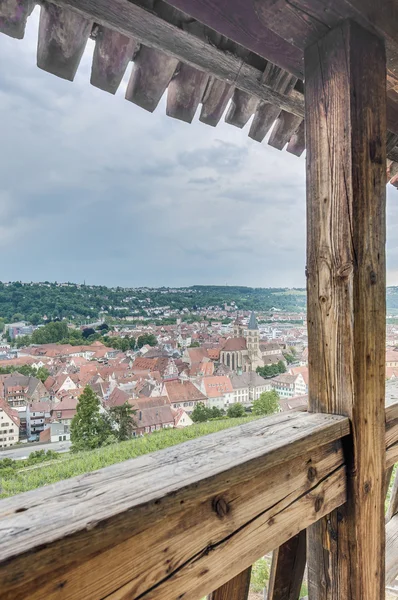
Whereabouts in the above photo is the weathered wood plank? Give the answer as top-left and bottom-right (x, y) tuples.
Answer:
(268, 112), (302, 151)
(200, 77), (234, 126)
(249, 103), (281, 142)
(386, 514), (398, 584)
(225, 89), (258, 128)
(306, 19), (386, 600)
(0, 0), (34, 39)
(286, 120), (305, 157)
(38, 1), (92, 81)
(91, 25), (138, 94)
(45, 0), (305, 118)
(126, 46), (178, 112)
(167, 63), (208, 123)
(208, 567), (252, 600)
(249, 64), (297, 143)
(267, 530), (306, 600)
(0, 411), (349, 600)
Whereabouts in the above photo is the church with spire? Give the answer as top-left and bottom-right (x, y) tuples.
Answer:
(219, 312), (265, 373)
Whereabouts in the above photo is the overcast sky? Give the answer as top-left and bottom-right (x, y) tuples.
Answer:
(1, 7), (398, 288)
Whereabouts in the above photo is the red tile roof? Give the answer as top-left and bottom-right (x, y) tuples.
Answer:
(222, 337), (247, 352)
(164, 380), (206, 403)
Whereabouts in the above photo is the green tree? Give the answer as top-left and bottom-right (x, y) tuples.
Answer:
(11, 313), (24, 322)
(252, 390), (280, 416)
(277, 360), (286, 374)
(189, 341), (200, 348)
(35, 366), (50, 382)
(227, 403), (246, 418)
(70, 386), (110, 452)
(137, 333), (157, 348)
(210, 407), (223, 418)
(29, 313), (42, 326)
(109, 402), (137, 441)
(191, 402), (211, 423)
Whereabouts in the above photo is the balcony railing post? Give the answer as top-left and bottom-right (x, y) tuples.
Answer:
(305, 19), (387, 600)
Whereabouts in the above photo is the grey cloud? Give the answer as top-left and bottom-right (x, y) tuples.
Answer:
(178, 140), (247, 171)
(188, 177), (219, 185)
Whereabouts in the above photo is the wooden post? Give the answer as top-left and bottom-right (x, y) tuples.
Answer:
(208, 567), (252, 600)
(267, 531), (306, 600)
(305, 19), (386, 600)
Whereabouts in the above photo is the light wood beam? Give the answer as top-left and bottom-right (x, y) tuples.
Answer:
(305, 19), (386, 600)
(0, 411), (348, 600)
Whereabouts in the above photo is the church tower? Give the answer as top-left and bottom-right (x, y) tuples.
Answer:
(247, 311), (259, 358)
(233, 313), (244, 338)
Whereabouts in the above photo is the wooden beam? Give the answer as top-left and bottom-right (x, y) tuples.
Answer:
(208, 567), (252, 600)
(305, 19), (386, 600)
(386, 402), (398, 468)
(386, 514), (398, 585)
(37, 2), (92, 81)
(267, 530), (306, 600)
(0, 411), (349, 600)
(166, 63), (209, 123)
(200, 77), (234, 127)
(91, 26), (138, 94)
(286, 120), (306, 157)
(45, 0), (305, 117)
(0, 0), (34, 39)
(268, 112), (302, 151)
(125, 46), (178, 112)
(225, 89), (258, 128)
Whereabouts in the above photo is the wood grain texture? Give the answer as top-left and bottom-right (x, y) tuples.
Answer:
(249, 103), (281, 142)
(0, 411), (349, 600)
(225, 89), (258, 128)
(37, 1), (92, 81)
(267, 530), (306, 600)
(305, 19), (386, 600)
(126, 46), (178, 112)
(167, 63), (208, 123)
(200, 77), (234, 126)
(268, 112), (302, 151)
(286, 120), (306, 157)
(208, 567), (252, 600)
(147, 0), (304, 77)
(47, 0), (305, 118)
(91, 26), (137, 94)
(0, 0), (34, 39)
(386, 514), (398, 584)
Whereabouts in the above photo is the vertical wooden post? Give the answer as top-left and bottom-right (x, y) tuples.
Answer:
(208, 567), (252, 600)
(267, 531), (306, 600)
(305, 19), (386, 600)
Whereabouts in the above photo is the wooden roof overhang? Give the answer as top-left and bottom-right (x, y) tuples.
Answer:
(3, 0), (398, 186)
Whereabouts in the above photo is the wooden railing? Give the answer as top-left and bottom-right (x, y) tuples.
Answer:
(0, 406), (397, 600)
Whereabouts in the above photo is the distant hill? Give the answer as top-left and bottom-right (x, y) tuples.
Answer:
(2, 281), (397, 324)
(0, 282), (306, 323)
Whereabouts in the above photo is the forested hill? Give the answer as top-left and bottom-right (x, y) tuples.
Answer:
(0, 282), (307, 323)
(1, 282), (398, 323)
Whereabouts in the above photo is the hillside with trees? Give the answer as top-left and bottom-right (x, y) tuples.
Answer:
(2, 281), (398, 325)
(0, 282), (307, 323)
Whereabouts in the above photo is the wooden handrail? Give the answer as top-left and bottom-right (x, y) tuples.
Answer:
(1, 405), (398, 600)
(0, 411), (349, 600)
